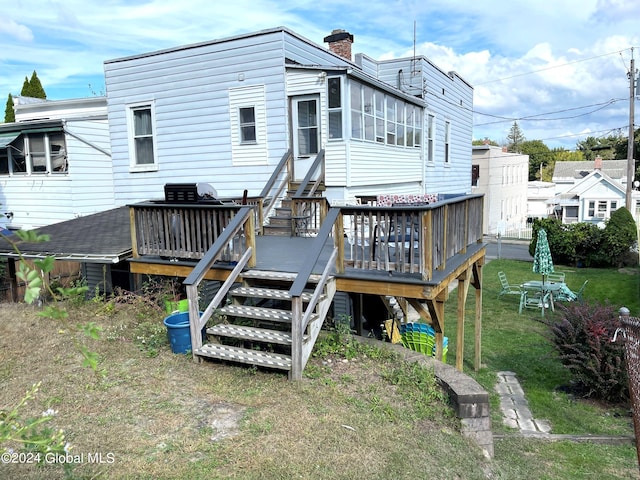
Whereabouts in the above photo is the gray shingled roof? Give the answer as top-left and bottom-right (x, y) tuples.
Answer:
(552, 160), (627, 180)
(0, 207), (131, 263)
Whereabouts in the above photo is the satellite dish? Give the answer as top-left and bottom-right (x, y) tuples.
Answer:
(634, 180), (640, 189)
(597, 221), (606, 230)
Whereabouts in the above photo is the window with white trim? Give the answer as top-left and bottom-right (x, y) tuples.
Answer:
(444, 120), (451, 164)
(239, 107), (256, 143)
(128, 103), (157, 170)
(349, 80), (422, 148)
(426, 113), (435, 163)
(328, 77), (343, 139)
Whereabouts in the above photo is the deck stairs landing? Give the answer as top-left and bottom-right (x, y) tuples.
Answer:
(194, 269), (335, 375)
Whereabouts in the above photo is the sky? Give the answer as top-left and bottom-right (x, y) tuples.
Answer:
(2, 0), (640, 150)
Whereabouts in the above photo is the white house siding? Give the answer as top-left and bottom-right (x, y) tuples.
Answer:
(228, 85), (268, 166)
(0, 115), (113, 230)
(66, 119), (115, 214)
(104, 28), (355, 204)
(472, 146), (528, 235)
(0, 97), (114, 229)
(377, 58), (473, 196)
(105, 31), (290, 203)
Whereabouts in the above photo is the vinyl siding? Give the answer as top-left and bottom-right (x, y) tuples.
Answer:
(377, 57), (473, 195)
(105, 31), (289, 202)
(0, 117), (113, 230)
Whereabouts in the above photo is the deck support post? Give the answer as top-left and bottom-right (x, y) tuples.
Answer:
(456, 268), (471, 372)
(472, 262), (483, 372)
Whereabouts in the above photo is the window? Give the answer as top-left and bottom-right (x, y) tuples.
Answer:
(128, 103), (156, 170)
(444, 120), (451, 164)
(472, 165), (480, 186)
(0, 132), (66, 175)
(610, 200), (618, 212)
(239, 107), (256, 143)
(296, 99), (319, 156)
(349, 80), (422, 148)
(426, 113), (435, 162)
(413, 106), (422, 148)
(350, 81), (362, 140)
(328, 77), (343, 140)
(363, 85), (375, 142)
(587, 201), (595, 217)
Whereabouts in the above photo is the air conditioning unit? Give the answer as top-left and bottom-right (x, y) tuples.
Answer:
(595, 212), (606, 219)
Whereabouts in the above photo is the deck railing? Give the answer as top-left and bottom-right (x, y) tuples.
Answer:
(130, 194), (483, 282)
(129, 202), (253, 262)
(336, 194), (484, 280)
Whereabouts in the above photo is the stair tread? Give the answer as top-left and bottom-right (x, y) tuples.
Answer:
(207, 324), (293, 344)
(220, 304), (293, 322)
(195, 343), (292, 370)
(241, 270), (322, 283)
(230, 286), (313, 301)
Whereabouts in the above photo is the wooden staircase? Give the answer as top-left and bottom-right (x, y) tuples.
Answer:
(263, 182), (325, 236)
(194, 269), (335, 377)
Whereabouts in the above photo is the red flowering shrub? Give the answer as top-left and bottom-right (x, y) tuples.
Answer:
(541, 302), (628, 403)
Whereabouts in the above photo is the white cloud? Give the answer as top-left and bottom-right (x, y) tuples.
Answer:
(0, 19), (33, 42)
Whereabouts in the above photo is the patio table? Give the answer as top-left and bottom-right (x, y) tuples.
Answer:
(520, 280), (566, 312)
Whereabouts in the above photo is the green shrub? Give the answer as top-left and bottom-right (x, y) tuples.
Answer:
(531, 212), (638, 268)
(541, 302), (628, 403)
(602, 207), (638, 267)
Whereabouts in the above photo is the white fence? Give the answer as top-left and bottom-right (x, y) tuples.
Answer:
(497, 224), (533, 240)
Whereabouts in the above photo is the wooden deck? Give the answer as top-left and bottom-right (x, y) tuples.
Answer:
(128, 195), (486, 374)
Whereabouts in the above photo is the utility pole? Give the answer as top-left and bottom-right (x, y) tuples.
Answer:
(626, 55), (636, 211)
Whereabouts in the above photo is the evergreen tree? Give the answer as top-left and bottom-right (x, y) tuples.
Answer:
(20, 76), (31, 97)
(28, 71), (46, 99)
(4, 94), (15, 123)
(506, 121), (525, 153)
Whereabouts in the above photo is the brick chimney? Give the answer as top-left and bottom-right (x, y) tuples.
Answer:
(594, 156), (602, 170)
(323, 29), (354, 61)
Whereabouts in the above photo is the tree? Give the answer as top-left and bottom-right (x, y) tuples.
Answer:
(18, 71), (46, 99)
(506, 121), (525, 153)
(4, 94), (15, 123)
(520, 139), (553, 181)
(20, 76), (31, 97)
(28, 71), (46, 99)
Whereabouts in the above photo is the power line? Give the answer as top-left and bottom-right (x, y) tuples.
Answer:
(473, 98), (625, 126)
(473, 48), (633, 86)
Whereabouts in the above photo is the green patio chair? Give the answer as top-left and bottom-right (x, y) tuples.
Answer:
(575, 280), (589, 301)
(498, 271), (522, 299)
(519, 288), (551, 317)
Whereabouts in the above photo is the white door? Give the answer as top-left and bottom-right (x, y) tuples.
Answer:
(292, 95), (320, 181)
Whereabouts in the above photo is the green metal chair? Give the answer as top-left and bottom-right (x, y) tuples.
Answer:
(547, 272), (565, 283)
(574, 280), (589, 301)
(498, 271), (522, 299)
(519, 288), (552, 316)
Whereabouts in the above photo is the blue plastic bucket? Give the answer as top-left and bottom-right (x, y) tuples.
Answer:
(163, 311), (204, 354)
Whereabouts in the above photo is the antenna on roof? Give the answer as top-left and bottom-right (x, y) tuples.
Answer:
(412, 20), (417, 76)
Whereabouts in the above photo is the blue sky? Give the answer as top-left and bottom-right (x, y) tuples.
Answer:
(2, 0), (640, 149)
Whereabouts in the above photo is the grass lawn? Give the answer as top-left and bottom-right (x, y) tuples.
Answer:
(0, 259), (638, 478)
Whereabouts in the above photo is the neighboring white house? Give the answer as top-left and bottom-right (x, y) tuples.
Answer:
(103, 27), (474, 206)
(549, 157), (640, 223)
(471, 144), (528, 235)
(527, 181), (556, 219)
(0, 96), (113, 230)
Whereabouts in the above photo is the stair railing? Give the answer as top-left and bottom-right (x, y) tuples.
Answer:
(291, 150), (326, 236)
(183, 205), (256, 358)
(259, 150), (293, 231)
(289, 206), (340, 380)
